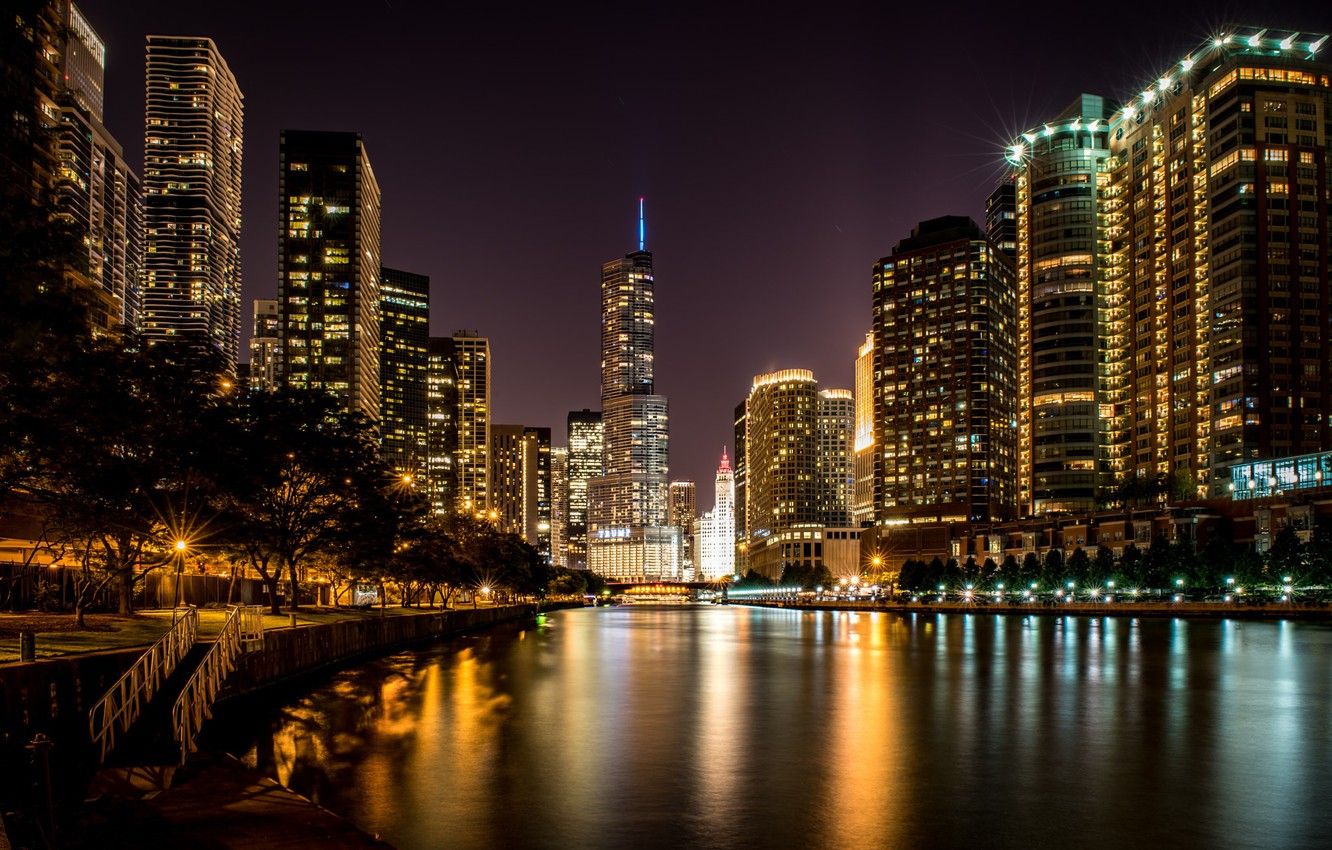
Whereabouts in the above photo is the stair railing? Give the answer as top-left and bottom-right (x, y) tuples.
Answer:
(87, 606), (198, 763)
(172, 604), (263, 763)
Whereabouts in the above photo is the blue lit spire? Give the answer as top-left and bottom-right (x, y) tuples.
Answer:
(638, 197), (645, 251)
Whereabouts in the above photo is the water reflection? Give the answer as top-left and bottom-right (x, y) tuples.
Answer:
(222, 607), (1332, 849)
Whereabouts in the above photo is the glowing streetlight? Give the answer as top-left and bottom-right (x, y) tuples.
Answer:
(175, 539), (187, 552)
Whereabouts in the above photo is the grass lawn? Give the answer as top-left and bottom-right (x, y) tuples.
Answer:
(0, 604), (465, 664)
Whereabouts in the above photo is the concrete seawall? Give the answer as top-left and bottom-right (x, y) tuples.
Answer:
(221, 605), (538, 700)
(0, 604), (551, 775)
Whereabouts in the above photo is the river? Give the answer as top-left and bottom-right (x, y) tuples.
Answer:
(215, 605), (1332, 849)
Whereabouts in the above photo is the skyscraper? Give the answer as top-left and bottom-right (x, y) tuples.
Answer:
(565, 409), (603, 569)
(142, 35), (243, 366)
(733, 400), (748, 573)
(550, 446), (568, 568)
(1006, 28), (1332, 505)
(742, 369), (855, 577)
(587, 200), (678, 581)
(872, 216), (1017, 523)
(452, 331), (491, 515)
(278, 130), (382, 419)
(53, 3), (141, 336)
(247, 299), (280, 391)
(696, 449), (736, 581)
(817, 389), (855, 526)
(490, 424), (531, 535)
(669, 480), (698, 576)
(426, 337), (460, 515)
(852, 334), (875, 526)
(525, 426), (553, 561)
(380, 266), (429, 477)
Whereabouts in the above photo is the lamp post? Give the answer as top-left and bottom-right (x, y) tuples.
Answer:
(172, 538), (189, 609)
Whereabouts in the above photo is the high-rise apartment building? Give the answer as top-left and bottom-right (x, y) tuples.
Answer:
(565, 409), (603, 569)
(490, 424), (532, 535)
(695, 450), (736, 581)
(817, 389), (855, 526)
(525, 426), (553, 561)
(379, 266), (429, 477)
(669, 480), (697, 575)
(852, 334), (875, 526)
(872, 216), (1018, 523)
(742, 369), (856, 577)
(426, 337), (460, 515)
(452, 331), (491, 515)
(550, 447), (568, 568)
(1006, 28), (1332, 506)
(142, 35), (243, 366)
(277, 130), (381, 419)
(247, 299), (280, 390)
(733, 400), (748, 573)
(52, 3), (141, 336)
(587, 201), (679, 581)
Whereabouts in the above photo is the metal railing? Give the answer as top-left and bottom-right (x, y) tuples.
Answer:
(172, 605), (263, 764)
(88, 606), (198, 763)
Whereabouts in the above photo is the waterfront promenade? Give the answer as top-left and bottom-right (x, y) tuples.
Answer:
(732, 596), (1332, 621)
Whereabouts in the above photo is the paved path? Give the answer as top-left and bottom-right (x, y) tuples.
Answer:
(83, 756), (391, 848)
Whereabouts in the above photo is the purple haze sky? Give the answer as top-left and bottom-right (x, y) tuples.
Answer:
(84, 0), (1325, 492)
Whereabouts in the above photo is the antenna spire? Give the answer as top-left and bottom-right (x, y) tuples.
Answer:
(638, 197), (645, 251)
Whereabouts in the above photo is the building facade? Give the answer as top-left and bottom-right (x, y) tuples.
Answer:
(872, 216), (1018, 524)
(550, 446), (568, 567)
(452, 331), (491, 515)
(565, 409), (602, 569)
(853, 334), (875, 526)
(669, 480), (697, 576)
(426, 337), (460, 515)
(490, 424), (532, 535)
(380, 266), (429, 477)
(247, 299), (279, 390)
(695, 449), (736, 581)
(141, 35), (243, 366)
(525, 426), (553, 561)
(277, 130), (382, 419)
(817, 388), (855, 526)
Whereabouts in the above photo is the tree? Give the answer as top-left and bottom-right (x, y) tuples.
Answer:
(1020, 552), (1040, 587)
(1067, 547), (1091, 586)
(1042, 549), (1065, 586)
(1266, 525), (1305, 588)
(214, 390), (387, 613)
(1094, 545), (1117, 585)
(29, 340), (229, 614)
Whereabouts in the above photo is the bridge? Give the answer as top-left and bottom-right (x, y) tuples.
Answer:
(605, 581), (716, 592)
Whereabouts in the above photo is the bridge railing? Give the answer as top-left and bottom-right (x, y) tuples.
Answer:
(171, 604), (262, 764)
(88, 606), (197, 763)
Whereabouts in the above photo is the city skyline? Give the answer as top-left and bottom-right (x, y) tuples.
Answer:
(79, 1), (1330, 489)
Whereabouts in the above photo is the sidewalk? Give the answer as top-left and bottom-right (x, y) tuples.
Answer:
(0, 606), (468, 664)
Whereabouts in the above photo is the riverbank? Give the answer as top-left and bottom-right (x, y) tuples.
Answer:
(732, 598), (1332, 621)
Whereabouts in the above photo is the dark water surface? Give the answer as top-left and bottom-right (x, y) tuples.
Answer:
(218, 606), (1332, 849)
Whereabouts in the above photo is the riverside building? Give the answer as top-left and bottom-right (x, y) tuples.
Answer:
(380, 267), (430, 478)
(142, 35), (243, 366)
(871, 216), (1018, 524)
(587, 201), (679, 581)
(565, 409), (603, 569)
(741, 369), (855, 578)
(278, 130), (382, 420)
(1006, 27), (1332, 508)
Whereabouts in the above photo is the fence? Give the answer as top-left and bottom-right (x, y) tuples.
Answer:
(0, 561), (280, 612)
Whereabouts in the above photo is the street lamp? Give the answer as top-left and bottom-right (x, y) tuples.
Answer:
(172, 538), (189, 608)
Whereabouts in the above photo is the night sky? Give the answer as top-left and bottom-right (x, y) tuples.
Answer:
(83, 0), (1326, 491)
